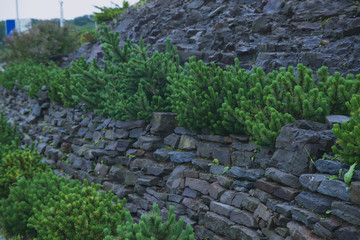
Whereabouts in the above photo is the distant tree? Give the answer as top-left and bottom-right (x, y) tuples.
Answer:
(74, 15), (94, 26)
(0, 21), (5, 43)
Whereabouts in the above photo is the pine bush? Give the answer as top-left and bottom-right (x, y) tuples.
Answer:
(28, 179), (126, 240)
(104, 204), (194, 240)
(0, 112), (20, 159)
(0, 147), (47, 198)
(332, 94), (360, 167)
(69, 24), (180, 121)
(0, 172), (68, 237)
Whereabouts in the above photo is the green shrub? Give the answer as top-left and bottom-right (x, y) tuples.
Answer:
(68, 24), (180, 121)
(0, 112), (20, 159)
(0, 147), (47, 198)
(104, 204), (194, 240)
(1, 20), (79, 64)
(0, 60), (68, 101)
(94, 1), (129, 24)
(0, 172), (68, 237)
(171, 59), (360, 146)
(28, 179), (126, 240)
(332, 94), (360, 167)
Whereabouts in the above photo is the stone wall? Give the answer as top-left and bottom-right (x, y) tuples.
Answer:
(1, 86), (360, 240)
(65, 0), (360, 76)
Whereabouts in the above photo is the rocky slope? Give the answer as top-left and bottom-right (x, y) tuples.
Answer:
(66, 0), (360, 75)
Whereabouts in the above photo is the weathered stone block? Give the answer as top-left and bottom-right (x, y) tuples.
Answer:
(182, 188), (199, 199)
(210, 201), (237, 217)
(231, 192), (249, 208)
(331, 201), (360, 225)
(220, 190), (236, 205)
(287, 221), (321, 240)
(164, 133), (180, 149)
(295, 191), (333, 214)
(208, 182), (226, 199)
(204, 212), (234, 236)
(226, 167), (264, 181)
(335, 226), (360, 240)
(94, 163), (109, 177)
(213, 147), (231, 165)
(229, 225), (260, 240)
(299, 174), (329, 192)
(230, 209), (258, 228)
(133, 136), (163, 151)
(317, 179), (350, 201)
(350, 181), (360, 205)
(313, 222), (333, 239)
(265, 167), (301, 189)
(169, 151), (196, 163)
(185, 177), (210, 194)
(231, 151), (255, 168)
(291, 207), (321, 228)
(253, 203), (272, 222)
(150, 112), (178, 135)
(178, 135), (196, 150)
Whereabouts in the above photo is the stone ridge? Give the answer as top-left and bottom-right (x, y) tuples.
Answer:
(1, 85), (360, 240)
(65, 0), (360, 76)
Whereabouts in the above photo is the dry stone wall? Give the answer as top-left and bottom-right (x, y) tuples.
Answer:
(1, 86), (360, 240)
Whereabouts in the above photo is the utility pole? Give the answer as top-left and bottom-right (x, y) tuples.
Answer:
(15, 0), (21, 32)
(59, 0), (64, 28)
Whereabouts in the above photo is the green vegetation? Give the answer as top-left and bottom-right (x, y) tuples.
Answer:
(0, 147), (48, 198)
(104, 204), (194, 240)
(0, 172), (67, 237)
(94, 1), (130, 24)
(332, 94), (360, 180)
(67, 24), (180, 121)
(0, 112), (20, 159)
(171, 59), (360, 145)
(28, 179), (126, 240)
(1, 20), (79, 65)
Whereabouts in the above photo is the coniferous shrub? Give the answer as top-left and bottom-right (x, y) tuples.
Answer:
(104, 204), (194, 240)
(69, 24), (180, 121)
(0, 112), (20, 159)
(0, 60), (68, 100)
(0, 147), (48, 198)
(171, 59), (360, 146)
(28, 179), (126, 240)
(94, 1), (129, 24)
(332, 94), (360, 168)
(0, 172), (68, 237)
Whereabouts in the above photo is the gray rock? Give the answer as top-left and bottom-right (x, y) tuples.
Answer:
(231, 151), (255, 168)
(129, 127), (143, 138)
(291, 207), (321, 228)
(325, 115), (350, 128)
(185, 177), (210, 194)
(230, 209), (258, 228)
(164, 133), (180, 149)
(229, 225), (261, 240)
(182, 188), (199, 199)
(295, 191), (333, 214)
(133, 135), (163, 151)
(150, 112), (177, 135)
(168, 151), (196, 163)
(299, 174), (329, 192)
(317, 179), (350, 201)
(174, 127), (196, 136)
(94, 163), (109, 177)
(203, 212), (234, 236)
(153, 148), (171, 162)
(226, 167), (264, 181)
(315, 159), (347, 175)
(178, 135), (196, 150)
(331, 201), (360, 225)
(116, 120), (145, 130)
(265, 167), (301, 189)
(210, 201), (237, 217)
(335, 226), (360, 240)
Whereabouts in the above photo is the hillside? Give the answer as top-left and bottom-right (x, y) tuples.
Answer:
(67, 0), (360, 75)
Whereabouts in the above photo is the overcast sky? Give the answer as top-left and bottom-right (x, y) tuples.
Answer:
(0, 0), (140, 21)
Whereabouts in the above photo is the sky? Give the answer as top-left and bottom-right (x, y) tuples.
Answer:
(0, 0), (140, 21)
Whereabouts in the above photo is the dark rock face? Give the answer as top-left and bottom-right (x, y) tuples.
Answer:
(65, 0), (360, 76)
